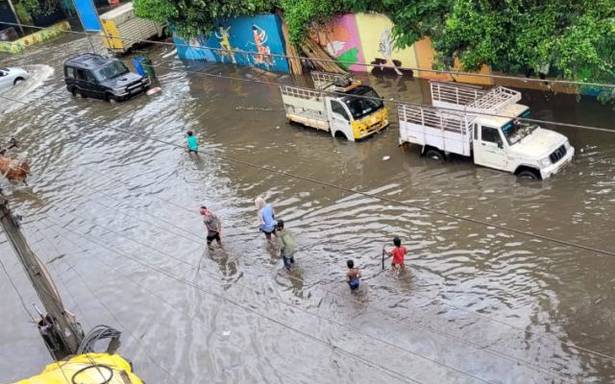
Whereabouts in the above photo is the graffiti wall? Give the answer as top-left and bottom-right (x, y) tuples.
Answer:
(310, 14), (365, 72)
(174, 14), (290, 73)
(308, 13), (491, 83)
(310, 13), (417, 76)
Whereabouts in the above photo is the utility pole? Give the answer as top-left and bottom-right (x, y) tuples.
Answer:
(0, 191), (83, 360)
(6, 0), (25, 35)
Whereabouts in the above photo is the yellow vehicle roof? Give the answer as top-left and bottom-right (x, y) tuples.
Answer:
(12, 353), (144, 384)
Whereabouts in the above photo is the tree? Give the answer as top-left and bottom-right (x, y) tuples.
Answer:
(133, 0), (277, 38)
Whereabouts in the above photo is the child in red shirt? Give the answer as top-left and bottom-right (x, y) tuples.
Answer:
(386, 237), (407, 272)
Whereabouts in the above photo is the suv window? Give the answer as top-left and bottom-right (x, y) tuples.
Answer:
(85, 71), (97, 83)
(481, 126), (502, 145)
(66, 67), (75, 79)
(75, 69), (87, 81)
(331, 100), (350, 121)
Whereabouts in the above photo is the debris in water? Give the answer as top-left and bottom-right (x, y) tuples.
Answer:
(146, 87), (162, 96)
(235, 105), (273, 112)
(382, 155), (390, 161)
(222, 330), (231, 337)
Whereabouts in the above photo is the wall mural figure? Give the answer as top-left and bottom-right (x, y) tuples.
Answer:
(249, 24), (274, 68)
(371, 28), (405, 76)
(214, 26), (237, 64)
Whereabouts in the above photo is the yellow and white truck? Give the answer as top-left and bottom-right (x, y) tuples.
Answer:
(100, 1), (164, 54)
(280, 72), (389, 141)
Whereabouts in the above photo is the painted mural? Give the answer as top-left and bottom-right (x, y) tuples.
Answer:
(174, 14), (290, 73)
(354, 13), (416, 76)
(310, 13), (416, 76)
(310, 14), (365, 72)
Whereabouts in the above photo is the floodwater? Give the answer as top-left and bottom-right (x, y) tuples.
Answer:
(1, 35), (615, 384)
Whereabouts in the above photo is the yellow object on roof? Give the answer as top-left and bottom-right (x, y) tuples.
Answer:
(12, 353), (144, 384)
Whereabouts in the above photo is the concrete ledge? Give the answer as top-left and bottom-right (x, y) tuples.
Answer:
(0, 21), (71, 54)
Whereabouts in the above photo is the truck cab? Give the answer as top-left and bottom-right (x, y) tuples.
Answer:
(398, 82), (574, 179)
(280, 72), (389, 141)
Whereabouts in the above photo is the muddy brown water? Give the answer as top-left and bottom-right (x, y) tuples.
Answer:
(1, 36), (615, 383)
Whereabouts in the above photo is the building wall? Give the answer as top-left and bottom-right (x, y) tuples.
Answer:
(310, 14), (365, 72)
(309, 13), (491, 83)
(174, 13), (290, 73)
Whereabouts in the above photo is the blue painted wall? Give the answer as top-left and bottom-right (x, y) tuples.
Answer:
(74, 0), (101, 31)
(174, 14), (290, 73)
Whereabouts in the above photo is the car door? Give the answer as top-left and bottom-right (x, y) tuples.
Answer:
(0, 69), (10, 91)
(74, 69), (89, 96)
(474, 125), (508, 171)
(84, 70), (104, 99)
(327, 99), (354, 141)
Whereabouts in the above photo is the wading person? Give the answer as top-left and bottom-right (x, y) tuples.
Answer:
(255, 196), (277, 240)
(277, 220), (296, 270)
(186, 130), (199, 154)
(385, 237), (407, 273)
(346, 259), (361, 291)
(200, 206), (221, 247)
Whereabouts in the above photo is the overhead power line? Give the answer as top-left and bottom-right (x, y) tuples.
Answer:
(1, 20), (615, 90)
(0, 91), (614, 258)
(39, 197), (585, 382)
(41, 215), (422, 384)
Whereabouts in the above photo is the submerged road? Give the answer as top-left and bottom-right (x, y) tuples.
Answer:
(1, 35), (615, 383)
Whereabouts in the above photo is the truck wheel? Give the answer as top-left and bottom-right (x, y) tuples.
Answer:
(105, 93), (117, 103)
(425, 148), (444, 160)
(517, 169), (539, 180)
(13, 77), (24, 86)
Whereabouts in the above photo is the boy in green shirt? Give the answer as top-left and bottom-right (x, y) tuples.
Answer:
(276, 220), (296, 270)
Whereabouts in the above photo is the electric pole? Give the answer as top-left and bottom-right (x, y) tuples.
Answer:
(0, 191), (83, 360)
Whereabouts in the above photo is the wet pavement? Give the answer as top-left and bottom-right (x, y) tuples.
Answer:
(1, 35), (615, 383)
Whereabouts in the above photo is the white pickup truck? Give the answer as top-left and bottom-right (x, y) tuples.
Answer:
(398, 81), (574, 179)
(280, 72), (389, 141)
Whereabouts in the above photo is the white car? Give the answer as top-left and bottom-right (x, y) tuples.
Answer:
(0, 67), (29, 90)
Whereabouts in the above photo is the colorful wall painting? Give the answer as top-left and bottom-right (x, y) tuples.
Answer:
(310, 14), (365, 72)
(354, 13), (416, 76)
(174, 14), (290, 73)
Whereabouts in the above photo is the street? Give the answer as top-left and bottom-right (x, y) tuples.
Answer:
(1, 35), (615, 383)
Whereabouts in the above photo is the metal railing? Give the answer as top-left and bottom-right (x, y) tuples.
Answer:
(398, 103), (474, 134)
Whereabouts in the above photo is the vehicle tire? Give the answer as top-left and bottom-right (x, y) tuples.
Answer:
(74, 88), (86, 98)
(13, 77), (24, 86)
(517, 169), (539, 180)
(105, 93), (117, 103)
(424, 148), (444, 160)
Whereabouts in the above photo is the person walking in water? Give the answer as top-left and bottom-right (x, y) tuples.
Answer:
(200, 206), (221, 247)
(186, 130), (199, 154)
(277, 220), (296, 270)
(385, 237), (407, 272)
(255, 196), (277, 240)
(346, 259), (361, 290)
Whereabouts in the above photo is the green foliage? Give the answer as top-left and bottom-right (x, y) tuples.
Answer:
(133, 0), (615, 83)
(14, 2), (33, 24)
(19, 0), (59, 16)
(133, 0), (278, 39)
(435, 0), (615, 82)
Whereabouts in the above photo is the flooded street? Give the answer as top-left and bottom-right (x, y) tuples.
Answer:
(1, 35), (615, 383)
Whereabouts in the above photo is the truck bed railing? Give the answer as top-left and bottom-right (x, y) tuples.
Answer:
(280, 85), (323, 100)
(398, 103), (474, 135)
(430, 81), (521, 113)
(311, 71), (351, 91)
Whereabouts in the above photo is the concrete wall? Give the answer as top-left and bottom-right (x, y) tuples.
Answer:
(309, 13), (491, 84)
(174, 13), (290, 73)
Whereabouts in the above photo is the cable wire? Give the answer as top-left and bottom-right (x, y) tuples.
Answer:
(1, 20), (615, 90)
(3, 90), (613, 259)
(40, 215), (422, 384)
(34, 196), (584, 382)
